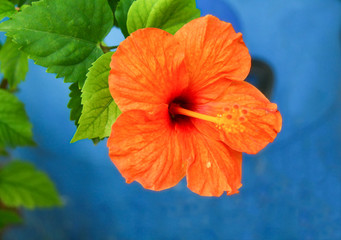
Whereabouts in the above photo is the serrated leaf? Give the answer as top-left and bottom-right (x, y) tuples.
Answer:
(67, 83), (101, 144)
(0, 160), (61, 209)
(0, 209), (22, 229)
(0, 37), (28, 89)
(127, 0), (200, 35)
(0, 0), (16, 20)
(0, 89), (34, 147)
(71, 52), (120, 142)
(0, 0), (113, 87)
(115, 0), (135, 37)
(67, 83), (82, 127)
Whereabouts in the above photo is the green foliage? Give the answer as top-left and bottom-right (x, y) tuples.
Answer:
(0, 0), (113, 87)
(20, 0), (40, 6)
(0, 146), (8, 156)
(0, 0), (202, 231)
(0, 209), (22, 230)
(115, 0), (135, 37)
(71, 52), (121, 142)
(127, 0), (200, 34)
(0, 160), (61, 209)
(0, 89), (34, 148)
(67, 83), (82, 127)
(9, 0), (39, 7)
(0, 0), (16, 20)
(0, 38), (28, 89)
(107, 0), (119, 25)
(107, 0), (119, 10)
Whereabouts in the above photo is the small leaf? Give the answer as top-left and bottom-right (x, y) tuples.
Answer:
(67, 83), (82, 127)
(0, 209), (22, 230)
(0, 0), (16, 20)
(68, 83), (102, 144)
(0, 37), (28, 89)
(115, 0), (135, 37)
(0, 0), (113, 86)
(0, 160), (61, 209)
(0, 89), (34, 147)
(71, 52), (121, 142)
(127, 0), (200, 35)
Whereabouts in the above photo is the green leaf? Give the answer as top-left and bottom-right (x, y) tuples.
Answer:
(67, 83), (82, 127)
(71, 52), (120, 142)
(0, 89), (34, 147)
(0, 0), (16, 20)
(0, 37), (28, 89)
(0, 161), (61, 209)
(127, 0), (200, 35)
(115, 0), (135, 37)
(107, 0), (119, 26)
(67, 83), (101, 144)
(0, 209), (22, 230)
(0, 0), (113, 87)
(107, 0), (118, 10)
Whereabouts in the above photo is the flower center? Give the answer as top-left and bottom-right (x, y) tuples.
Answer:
(169, 103), (249, 133)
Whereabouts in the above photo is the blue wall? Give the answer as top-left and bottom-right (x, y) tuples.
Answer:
(4, 0), (341, 239)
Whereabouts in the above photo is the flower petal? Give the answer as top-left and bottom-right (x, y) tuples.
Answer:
(175, 15), (251, 101)
(181, 127), (242, 197)
(107, 106), (186, 191)
(195, 81), (282, 154)
(109, 28), (189, 113)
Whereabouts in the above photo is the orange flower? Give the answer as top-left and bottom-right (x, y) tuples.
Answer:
(108, 15), (282, 196)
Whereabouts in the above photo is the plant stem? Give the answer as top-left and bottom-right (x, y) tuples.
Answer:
(100, 43), (119, 53)
(0, 78), (8, 89)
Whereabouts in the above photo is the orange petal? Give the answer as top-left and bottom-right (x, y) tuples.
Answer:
(177, 122), (242, 197)
(109, 28), (189, 113)
(175, 15), (251, 102)
(195, 81), (282, 154)
(107, 106), (186, 191)
(185, 134), (242, 196)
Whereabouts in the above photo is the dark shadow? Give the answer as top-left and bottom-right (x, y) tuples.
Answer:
(246, 59), (274, 99)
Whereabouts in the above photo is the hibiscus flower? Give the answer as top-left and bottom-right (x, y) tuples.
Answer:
(108, 15), (282, 197)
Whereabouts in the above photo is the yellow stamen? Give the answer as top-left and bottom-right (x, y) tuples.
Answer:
(170, 104), (220, 124)
(170, 103), (249, 134)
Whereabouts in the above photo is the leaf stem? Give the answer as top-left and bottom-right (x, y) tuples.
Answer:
(100, 43), (118, 53)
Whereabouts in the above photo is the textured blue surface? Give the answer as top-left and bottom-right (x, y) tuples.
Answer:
(3, 0), (341, 239)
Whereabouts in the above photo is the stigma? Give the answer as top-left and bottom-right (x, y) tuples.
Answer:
(215, 104), (247, 133)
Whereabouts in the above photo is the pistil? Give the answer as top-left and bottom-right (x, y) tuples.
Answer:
(170, 103), (249, 133)
(169, 104), (219, 124)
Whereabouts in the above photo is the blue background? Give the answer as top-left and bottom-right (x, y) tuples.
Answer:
(3, 0), (341, 239)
